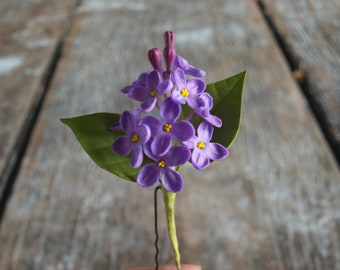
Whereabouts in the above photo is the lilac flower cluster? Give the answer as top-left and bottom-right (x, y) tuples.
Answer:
(112, 31), (228, 193)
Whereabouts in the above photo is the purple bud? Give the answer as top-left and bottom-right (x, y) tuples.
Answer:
(148, 48), (162, 71)
(164, 31), (176, 47)
(163, 45), (176, 74)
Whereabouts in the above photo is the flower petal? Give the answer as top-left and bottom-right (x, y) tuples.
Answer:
(197, 121), (213, 142)
(147, 70), (162, 88)
(137, 164), (160, 188)
(200, 92), (213, 110)
(203, 114), (222, 128)
(112, 136), (131, 156)
(141, 116), (162, 135)
(187, 79), (206, 95)
(158, 80), (173, 95)
(128, 86), (150, 102)
(171, 121), (194, 142)
(140, 97), (157, 112)
(162, 168), (183, 193)
(131, 145), (143, 168)
(171, 89), (187, 105)
(137, 124), (151, 144)
(165, 146), (191, 167)
(171, 68), (186, 90)
(152, 133), (172, 157)
(191, 149), (210, 170)
(206, 143), (229, 161)
(120, 111), (138, 133)
(182, 136), (198, 149)
(187, 95), (206, 111)
(160, 97), (180, 123)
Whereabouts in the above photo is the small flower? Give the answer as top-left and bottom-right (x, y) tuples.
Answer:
(174, 55), (206, 78)
(121, 72), (149, 94)
(141, 97), (195, 156)
(137, 145), (190, 192)
(112, 111), (151, 168)
(171, 68), (206, 110)
(128, 70), (173, 112)
(194, 92), (222, 127)
(183, 121), (228, 170)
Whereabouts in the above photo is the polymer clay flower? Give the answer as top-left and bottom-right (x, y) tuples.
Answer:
(128, 70), (173, 112)
(194, 92), (222, 127)
(171, 68), (206, 111)
(141, 97), (195, 156)
(183, 121), (228, 170)
(137, 145), (190, 192)
(174, 55), (206, 78)
(121, 71), (149, 94)
(112, 111), (151, 168)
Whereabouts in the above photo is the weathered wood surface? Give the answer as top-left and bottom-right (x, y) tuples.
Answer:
(260, 0), (340, 158)
(0, 0), (78, 198)
(0, 0), (339, 269)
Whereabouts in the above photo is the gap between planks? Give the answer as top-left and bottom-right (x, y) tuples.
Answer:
(256, 0), (340, 165)
(0, 0), (83, 223)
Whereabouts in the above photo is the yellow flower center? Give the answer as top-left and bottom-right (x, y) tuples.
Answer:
(131, 134), (140, 143)
(158, 160), (166, 168)
(197, 141), (206, 149)
(163, 123), (172, 132)
(150, 89), (158, 97)
(180, 88), (189, 97)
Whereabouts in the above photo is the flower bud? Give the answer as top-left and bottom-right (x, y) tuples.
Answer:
(148, 48), (162, 71)
(163, 45), (176, 74)
(164, 31), (176, 47)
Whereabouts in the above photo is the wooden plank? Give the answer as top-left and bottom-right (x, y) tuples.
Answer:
(0, 0), (339, 269)
(260, 0), (340, 159)
(0, 0), (79, 199)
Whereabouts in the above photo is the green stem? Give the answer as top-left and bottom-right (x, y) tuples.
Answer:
(162, 187), (181, 270)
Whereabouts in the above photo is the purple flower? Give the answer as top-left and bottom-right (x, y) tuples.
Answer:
(112, 111), (151, 168)
(141, 97), (195, 156)
(128, 70), (173, 112)
(121, 72), (149, 94)
(183, 121), (228, 170)
(194, 92), (222, 127)
(171, 68), (206, 110)
(137, 145), (190, 192)
(174, 55), (206, 78)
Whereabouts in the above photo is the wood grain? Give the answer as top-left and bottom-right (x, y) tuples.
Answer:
(0, 0), (339, 269)
(260, 0), (340, 158)
(0, 0), (78, 199)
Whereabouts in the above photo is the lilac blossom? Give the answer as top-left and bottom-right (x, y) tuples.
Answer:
(174, 55), (206, 78)
(128, 70), (173, 112)
(137, 144), (190, 192)
(141, 97), (195, 156)
(183, 121), (228, 170)
(194, 92), (222, 127)
(171, 68), (206, 110)
(121, 71), (149, 94)
(112, 111), (151, 168)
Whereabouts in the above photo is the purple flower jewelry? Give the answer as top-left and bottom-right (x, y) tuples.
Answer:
(62, 30), (246, 270)
(112, 31), (228, 191)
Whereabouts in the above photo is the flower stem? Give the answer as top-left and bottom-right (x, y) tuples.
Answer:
(154, 185), (161, 270)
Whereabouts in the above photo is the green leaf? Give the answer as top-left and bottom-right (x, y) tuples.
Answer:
(207, 71), (246, 148)
(61, 113), (140, 182)
(162, 187), (181, 270)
